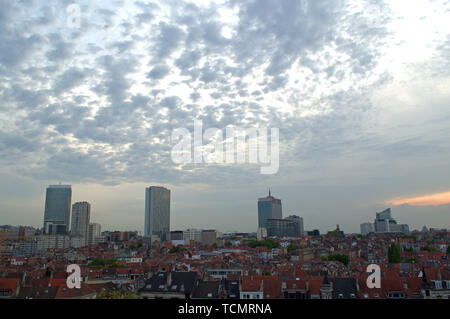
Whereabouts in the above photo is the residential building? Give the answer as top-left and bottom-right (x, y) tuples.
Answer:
(139, 271), (198, 299)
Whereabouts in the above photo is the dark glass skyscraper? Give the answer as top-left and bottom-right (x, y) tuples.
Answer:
(43, 185), (72, 234)
(257, 190), (282, 229)
(145, 186), (170, 242)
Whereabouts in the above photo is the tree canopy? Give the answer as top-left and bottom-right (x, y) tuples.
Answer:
(327, 254), (349, 265)
(388, 243), (401, 263)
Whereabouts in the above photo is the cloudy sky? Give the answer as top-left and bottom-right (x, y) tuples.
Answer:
(1, 0), (449, 234)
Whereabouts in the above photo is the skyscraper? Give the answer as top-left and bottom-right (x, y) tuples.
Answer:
(43, 185), (72, 235)
(71, 202), (91, 239)
(144, 186), (171, 242)
(257, 189), (282, 229)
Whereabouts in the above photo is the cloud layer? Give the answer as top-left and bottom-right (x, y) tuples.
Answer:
(1, 0), (449, 232)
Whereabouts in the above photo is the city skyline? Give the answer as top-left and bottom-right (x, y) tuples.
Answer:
(1, 0), (450, 234)
(1, 183), (447, 235)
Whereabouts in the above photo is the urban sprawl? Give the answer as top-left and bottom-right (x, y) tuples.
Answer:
(0, 185), (449, 299)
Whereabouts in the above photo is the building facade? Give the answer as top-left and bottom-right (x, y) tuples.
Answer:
(360, 222), (375, 235)
(285, 215), (304, 237)
(257, 190), (282, 230)
(70, 202), (91, 239)
(43, 185), (72, 235)
(144, 186), (171, 242)
(266, 218), (300, 237)
(87, 223), (102, 245)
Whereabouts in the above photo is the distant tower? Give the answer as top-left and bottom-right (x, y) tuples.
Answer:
(43, 185), (72, 235)
(145, 186), (171, 242)
(71, 202), (91, 239)
(257, 190), (282, 229)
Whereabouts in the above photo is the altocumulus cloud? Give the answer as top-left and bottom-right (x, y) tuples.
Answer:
(0, 0), (449, 202)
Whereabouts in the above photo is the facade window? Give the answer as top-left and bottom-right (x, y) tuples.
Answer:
(433, 281), (442, 290)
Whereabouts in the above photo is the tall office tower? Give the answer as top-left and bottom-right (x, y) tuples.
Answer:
(144, 186), (171, 242)
(286, 215), (304, 237)
(43, 185), (72, 235)
(257, 189), (282, 229)
(87, 223), (102, 245)
(71, 202), (91, 239)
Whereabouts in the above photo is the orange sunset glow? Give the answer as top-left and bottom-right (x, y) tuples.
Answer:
(389, 191), (450, 207)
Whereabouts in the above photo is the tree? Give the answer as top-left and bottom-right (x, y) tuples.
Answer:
(327, 254), (349, 265)
(110, 290), (124, 299)
(123, 292), (140, 299)
(90, 257), (105, 268)
(96, 289), (107, 299)
(224, 241), (232, 247)
(248, 239), (280, 250)
(44, 267), (52, 278)
(287, 244), (298, 252)
(388, 243), (401, 263)
(421, 246), (437, 252)
(212, 243), (218, 249)
(447, 246), (450, 255)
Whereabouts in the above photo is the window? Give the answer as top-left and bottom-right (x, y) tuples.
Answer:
(433, 281), (443, 290)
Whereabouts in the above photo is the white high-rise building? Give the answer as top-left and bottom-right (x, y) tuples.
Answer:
(71, 202), (91, 239)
